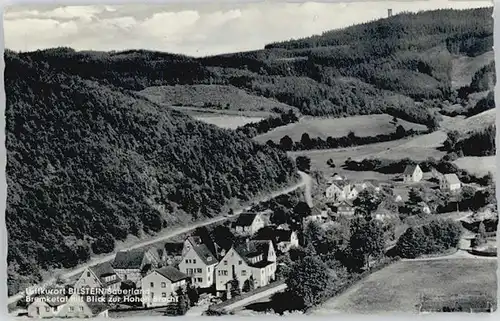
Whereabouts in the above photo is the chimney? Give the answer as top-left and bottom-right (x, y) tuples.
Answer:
(388, 9), (393, 17)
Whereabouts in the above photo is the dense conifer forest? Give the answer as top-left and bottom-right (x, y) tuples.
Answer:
(5, 51), (297, 295)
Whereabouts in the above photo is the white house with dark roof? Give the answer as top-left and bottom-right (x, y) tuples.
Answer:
(178, 240), (218, 289)
(74, 262), (121, 292)
(140, 266), (190, 308)
(402, 164), (423, 183)
(233, 213), (266, 236)
(27, 287), (68, 318)
(440, 173), (462, 192)
(335, 200), (355, 216)
(112, 248), (161, 286)
(253, 226), (299, 253)
(57, 293), (109, 318)
(215, 240), (276, 293)
(325, 180), (352, 202)
(275, 229), (299, 253)
(28, 289), (109, 319)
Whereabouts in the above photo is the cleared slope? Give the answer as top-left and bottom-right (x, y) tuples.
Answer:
(451, 50), (494, 89)
(254, 114), (428, 143)
(138, 84), (297, 113)
(450, 108), (496, 135)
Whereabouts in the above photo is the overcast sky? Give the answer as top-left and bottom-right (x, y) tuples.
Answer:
(4, 1), (493, 57)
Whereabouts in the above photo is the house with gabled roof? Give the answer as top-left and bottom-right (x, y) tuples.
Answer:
(325, 180), (352, 202)
(27, 287), (68, 318)
(233, 213), (266, 236)
(141, 266), (190, 308)
(215, 240), (276, 293)
(74, 262), (121, 292)
(335, 200), (355, 216)
(112, 248), (161, 286)
(178, 238), (218, 289)
(252, 226), (299, 253)
(402, 164), (423, 183)
(440, 173), (462, 192)
(57, 293), (110, 318)
(275, 229), (299, 253)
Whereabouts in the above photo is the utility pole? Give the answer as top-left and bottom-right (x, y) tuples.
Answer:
(388, 9), (393, 18)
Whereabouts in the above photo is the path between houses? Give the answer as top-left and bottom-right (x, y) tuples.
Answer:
(8, 171), (313, 306)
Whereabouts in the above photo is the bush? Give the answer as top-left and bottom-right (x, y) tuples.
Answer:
(396, 219), (462, 258)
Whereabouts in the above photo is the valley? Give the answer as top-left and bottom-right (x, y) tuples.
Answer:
(5, 5), (496, 318)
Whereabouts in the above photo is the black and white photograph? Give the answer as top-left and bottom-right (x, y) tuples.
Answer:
(4, 0), (497, 318)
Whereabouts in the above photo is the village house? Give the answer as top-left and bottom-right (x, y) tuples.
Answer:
(335, 200), (355, 217)
(233, 213), (266, 236)
(112, 248), (162, 286)
(303, 211), (330, 225)
(253, 226), (299, 253)
(73, 262), (121, 292)
(56, 293), (110, 318)
(402, 164), (423, 183)
(140, 266), (190, 308)
(440, 173), (462, 192)
(325, 180), (352, 202)
(27, 288), (68, 318)
(275, 229), (299, 253)
(178, 239), (218, 289)
(354, 181), (380, 193)
(214, 240), (276, 294)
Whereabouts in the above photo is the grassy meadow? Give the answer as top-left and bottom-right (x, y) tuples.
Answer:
(312, 259), (497, 314)
(254, 114), (428, 143)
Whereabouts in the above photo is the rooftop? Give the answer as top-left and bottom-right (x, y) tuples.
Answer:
(444, 173), (461, 185)
(154, 266), (189, 283)
(403, 164), (419, 175)
(112, 248), (158, 269)
(234, 213), (260, 227)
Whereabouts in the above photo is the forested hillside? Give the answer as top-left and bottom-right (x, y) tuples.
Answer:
(5, 51), (297, 295)
(17, 8), (493, 127)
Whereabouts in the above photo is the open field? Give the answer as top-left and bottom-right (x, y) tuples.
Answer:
(138, 84), (296, 113)
(254, 114), (428, 143)
(193, 115), (264, 129)
(440, 108), (496, 135)
(366, 131), (447, 160)
(312, 259), (497, 314)
(170, 105), (269, 129)
(171, 105), (276, 118)
(454, 156), (496, 178)
(290, 132), (446, 179)
(451, 50), (494, 89)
